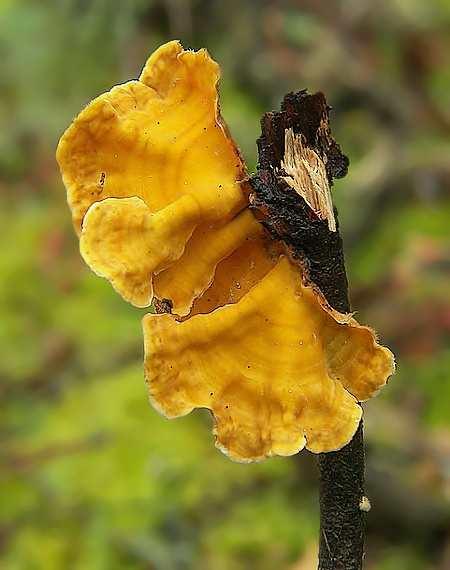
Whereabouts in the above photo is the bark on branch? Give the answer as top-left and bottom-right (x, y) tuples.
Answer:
(249, 91), (365, 569)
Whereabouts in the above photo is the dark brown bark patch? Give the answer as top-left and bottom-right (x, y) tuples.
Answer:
(249, 90), (350, 313)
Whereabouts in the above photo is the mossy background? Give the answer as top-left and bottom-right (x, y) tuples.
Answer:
(1, 1), (449, 568)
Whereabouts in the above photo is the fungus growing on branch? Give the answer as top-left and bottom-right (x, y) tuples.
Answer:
(57, 40), (395, 463)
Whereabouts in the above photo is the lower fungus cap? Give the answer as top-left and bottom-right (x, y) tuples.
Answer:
(143, 257), (392, 463)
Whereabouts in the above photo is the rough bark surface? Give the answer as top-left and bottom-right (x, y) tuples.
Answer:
(249, 90), (365, 569)
(318, 423), (365, 570)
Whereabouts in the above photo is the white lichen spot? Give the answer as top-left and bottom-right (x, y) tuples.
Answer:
(359, 496), (371, 512)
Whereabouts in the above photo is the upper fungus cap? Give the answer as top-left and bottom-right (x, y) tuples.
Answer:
(56, 40), (252, 311)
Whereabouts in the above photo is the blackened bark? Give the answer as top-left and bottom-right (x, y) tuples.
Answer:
(318, 423), (365, 570)
(249, 91), (365, 569)
(249, 91), (350, 312)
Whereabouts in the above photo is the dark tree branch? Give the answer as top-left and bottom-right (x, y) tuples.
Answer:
(318, 423), (365, 569)
(249, 91), (365, 569)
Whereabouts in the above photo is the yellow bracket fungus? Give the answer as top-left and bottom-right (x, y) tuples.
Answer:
(57, 40), (250, 310)
(144, 257), (393, 462)
(57, 40), (395, 463)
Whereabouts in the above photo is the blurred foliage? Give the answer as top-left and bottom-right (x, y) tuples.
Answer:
(1, 0), (449, 568)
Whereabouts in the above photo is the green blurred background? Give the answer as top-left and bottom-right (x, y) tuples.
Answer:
(1, 1), (449, 568)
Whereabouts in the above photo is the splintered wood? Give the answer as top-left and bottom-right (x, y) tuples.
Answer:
(281, 127), (336, 232)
